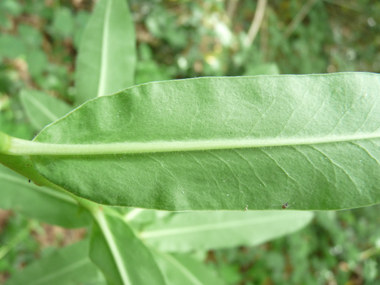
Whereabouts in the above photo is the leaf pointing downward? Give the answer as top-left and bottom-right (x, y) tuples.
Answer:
(11, 73), (380, 210)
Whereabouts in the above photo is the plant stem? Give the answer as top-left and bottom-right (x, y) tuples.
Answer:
(322, 0), (361, 12)
(285, 0), (319, 38)
(226, 0), (239, 19)
(360, 246), (380, 260)
(0, 137), (100, 214)
(245, 0), (267, 47)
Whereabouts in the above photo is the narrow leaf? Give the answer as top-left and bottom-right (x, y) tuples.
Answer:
(4, 73), (380, 211)
(90, 209), (165, 285)
(5, 240), (106, 285)
(19, 89), (73, 131)
(141, 211), (314, 252)
(152, 250), (226, 285)
(0, 164), (92, 228)
(75, 0), (136, 105)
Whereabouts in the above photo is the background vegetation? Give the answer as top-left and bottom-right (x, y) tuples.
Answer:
(0, 0), (380, 283)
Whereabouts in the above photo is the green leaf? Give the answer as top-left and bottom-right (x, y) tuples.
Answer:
(19, 90), (73, 131)
(25, 50), (48, 79)
(90, 209), (166, 285)
(18, 24), (42, 49)
(0, 164), (92, 228)
(5, 240), (106, 285)
(75, 0), (136, 105)
(141, 211), (314, 252)
(0, 34), (26, 60)
(49, 7), (74, 39)
(4, 73), (380, 211)
(152, 250), (226, 285)
(0, 0), (23, 17)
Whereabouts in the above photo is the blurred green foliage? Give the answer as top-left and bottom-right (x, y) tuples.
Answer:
(0, 0), (380, 283)
(0, 214), (39, 281)
(211, 206), (380, 284)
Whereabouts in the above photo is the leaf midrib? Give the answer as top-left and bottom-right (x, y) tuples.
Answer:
(24, 94), (58, 123)
(96, 0), (112, 97)
(8, 132), (380, 155)
(159, 252), (203, 285)
(94, 210), (131, 285)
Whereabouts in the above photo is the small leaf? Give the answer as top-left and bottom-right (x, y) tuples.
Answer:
(141, 211), (314, 252)
(25, 50), (48, 79)
(75, 0), (136, 105)
(49, 7), (75, 39)
(19, 89), (73, 131)
(90, 209), (166, 285)
(0, 34), (25, 60)
(6, 240), (106, 285)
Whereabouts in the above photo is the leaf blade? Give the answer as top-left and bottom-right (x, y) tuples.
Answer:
(141, 211), (314, 252)
(5, 240), (106, 285)
(24, 73), (380, 210)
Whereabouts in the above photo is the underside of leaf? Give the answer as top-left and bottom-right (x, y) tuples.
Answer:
(14, 73), (380, 210)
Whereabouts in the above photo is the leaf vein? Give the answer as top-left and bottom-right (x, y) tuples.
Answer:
(311, 146), (361, 194)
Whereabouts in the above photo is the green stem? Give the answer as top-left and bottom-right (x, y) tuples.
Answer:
(360, 246), (380, 260)
(285, 0), (319, 38)
(0, 145), (99, 214)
